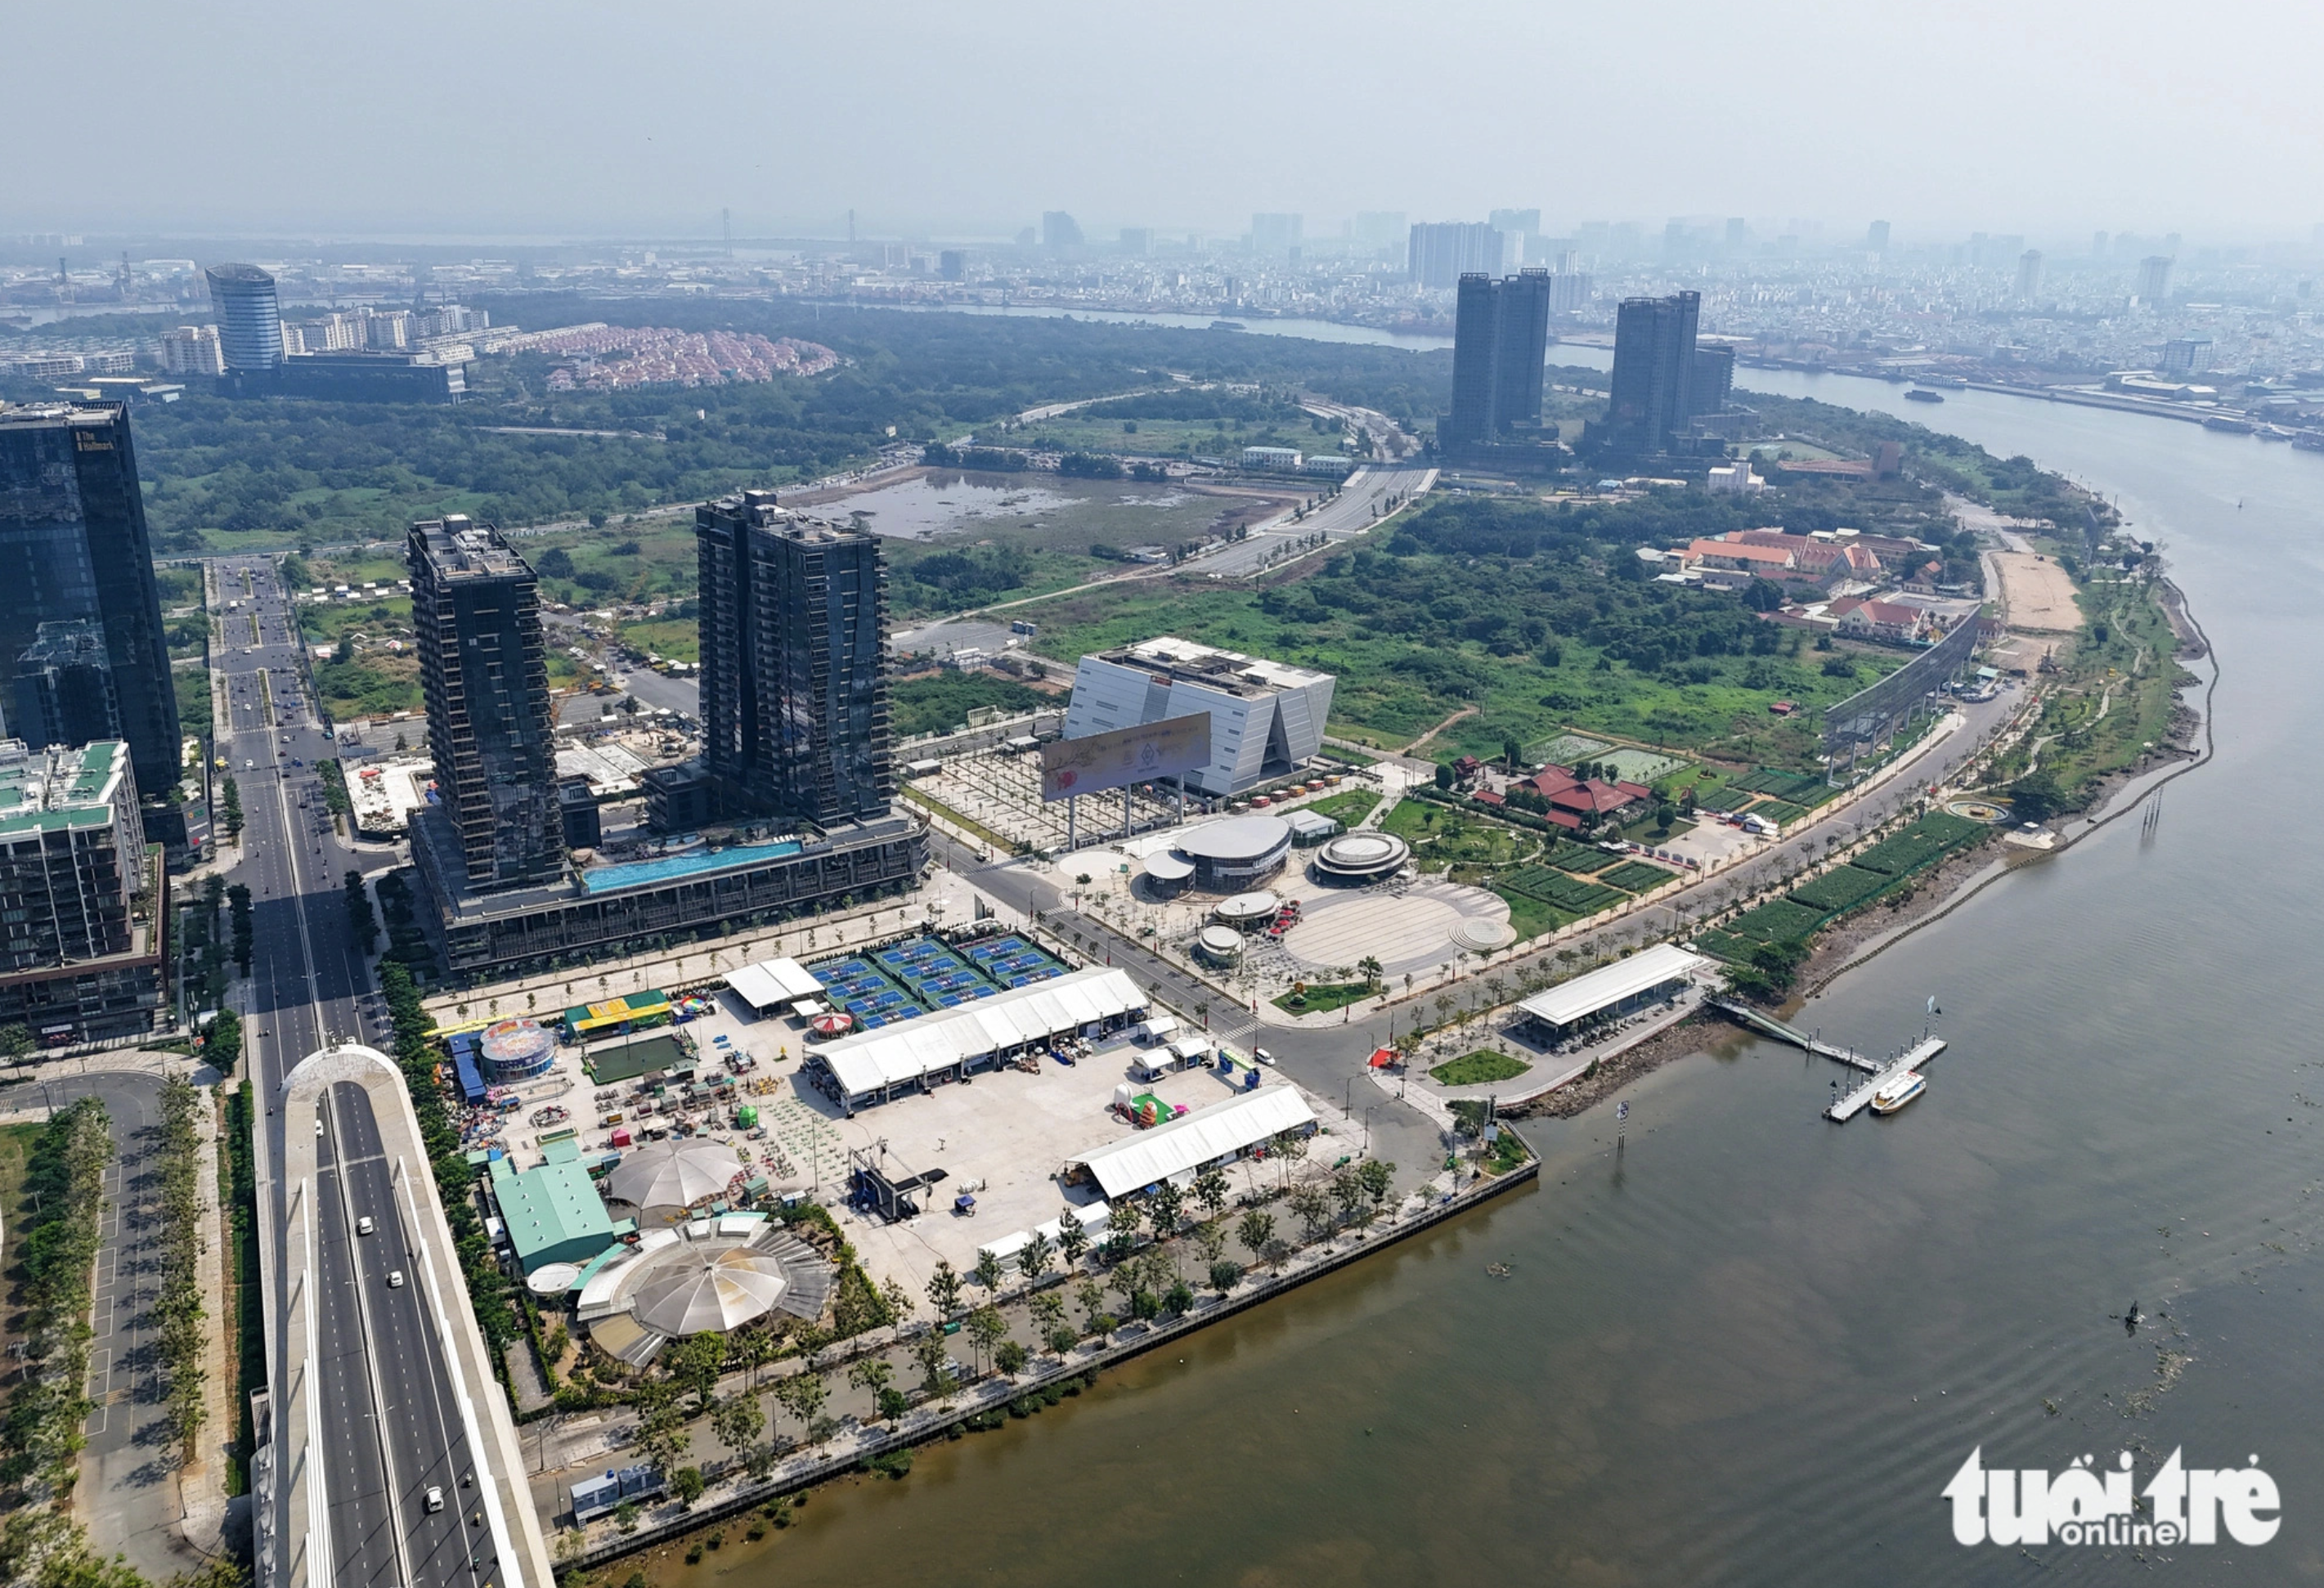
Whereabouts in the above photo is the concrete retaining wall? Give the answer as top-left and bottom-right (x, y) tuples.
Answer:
(563, 1152), (1539, 1572)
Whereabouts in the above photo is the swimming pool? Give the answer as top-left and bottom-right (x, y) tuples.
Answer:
(580, 839), (804, 895)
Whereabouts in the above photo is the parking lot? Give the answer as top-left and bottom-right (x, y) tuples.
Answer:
(798, 1038), (1350, 1303)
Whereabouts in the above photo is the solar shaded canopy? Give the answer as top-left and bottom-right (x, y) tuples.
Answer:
(606, 1140), (745, 1209)
(631, 1245), (793, 1335)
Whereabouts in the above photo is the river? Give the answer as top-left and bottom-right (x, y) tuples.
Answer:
(670, 352), (2324, 1585)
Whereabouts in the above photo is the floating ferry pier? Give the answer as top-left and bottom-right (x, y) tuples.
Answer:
(1708, 999), (1947, 1122)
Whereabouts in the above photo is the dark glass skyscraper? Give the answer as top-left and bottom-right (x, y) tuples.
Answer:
(697, 490), (892, 828)
(1604, 289), (1702, 456)
(203, 262), (285, 371)
(0, 402), (182, 803)
(409, 515), (562, 889)
(1445, 270), (1553, 446)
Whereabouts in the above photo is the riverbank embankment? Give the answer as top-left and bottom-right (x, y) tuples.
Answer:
(559, 1152), (1538, 1573)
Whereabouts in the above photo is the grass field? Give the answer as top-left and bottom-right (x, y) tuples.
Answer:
(1303, 789), (1381, 828)
(1492, 888), (1578, 943)
(1272, 981), (1375, 1016)
(891, 671), (1050, 739)
(614, 617), (701, 664)
(1698, 811), (1995, 962)
(1382, 800), (1539, 874)
(1007, 561), (1905, 768)
(1429, 1050), (1532, 1086)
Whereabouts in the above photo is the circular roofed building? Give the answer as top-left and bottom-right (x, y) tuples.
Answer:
(1312, 831), (1411, 884)
(606, 1140), (745, 1212)
(1171, 814), (1293, 891)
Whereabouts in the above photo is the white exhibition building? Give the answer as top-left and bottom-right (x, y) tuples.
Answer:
(1061, 636), (1336, 797)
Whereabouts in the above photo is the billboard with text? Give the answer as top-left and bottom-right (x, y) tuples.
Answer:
(1039, 712), (1211, 801)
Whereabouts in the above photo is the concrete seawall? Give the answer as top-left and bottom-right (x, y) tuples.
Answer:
(563, 1151), (1541, 1572)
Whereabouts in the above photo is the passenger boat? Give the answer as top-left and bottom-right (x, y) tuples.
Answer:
(1906, 388), (1945, 403)
(1869, 1070), (1927, 1115)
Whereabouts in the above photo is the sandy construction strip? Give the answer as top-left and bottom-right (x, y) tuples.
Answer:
(1989, 550), (2082, 633)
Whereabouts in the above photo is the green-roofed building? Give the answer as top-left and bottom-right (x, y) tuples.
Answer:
(0, 738), (165, 1045)
(490, 1155), (617, 1274)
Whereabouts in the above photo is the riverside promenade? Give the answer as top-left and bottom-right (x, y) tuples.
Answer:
(557, 1150), (1539, 1572)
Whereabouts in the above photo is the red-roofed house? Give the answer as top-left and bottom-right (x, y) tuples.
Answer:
(1829, 598), (1930, 644)
(1682, 536), (1796, 575)
(1525, 766), (1653, 821)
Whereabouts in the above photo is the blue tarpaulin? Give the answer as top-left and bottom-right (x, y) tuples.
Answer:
(452, 1048), (487, 1104)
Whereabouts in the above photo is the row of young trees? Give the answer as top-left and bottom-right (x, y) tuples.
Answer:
(0, 1099), (114, 1492)
(152, 1074), (210, 1465)
(379, 963), (515, 1354)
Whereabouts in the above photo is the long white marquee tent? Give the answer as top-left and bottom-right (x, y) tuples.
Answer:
(815, 966), (1148, 1102)
(1069, 1084), (1316, 1200)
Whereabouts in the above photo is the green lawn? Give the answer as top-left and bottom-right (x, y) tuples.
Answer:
(1272, 980), (1376, 1016)
(1303, 789), (1380, 828)
(1429, 1050), (1532, 1086)
(1491, 886), (1578, 944)
(1382, 800), (1540, 874)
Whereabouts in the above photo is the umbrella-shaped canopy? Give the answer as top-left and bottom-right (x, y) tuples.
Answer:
(606, 1139), (744, 1209)
(631, 1245), (792, 1335)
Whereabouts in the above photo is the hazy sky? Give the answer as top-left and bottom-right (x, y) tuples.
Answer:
(15, 0), (2324, 243)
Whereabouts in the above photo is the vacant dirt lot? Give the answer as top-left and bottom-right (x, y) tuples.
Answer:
(1989, 551), (2082, 632)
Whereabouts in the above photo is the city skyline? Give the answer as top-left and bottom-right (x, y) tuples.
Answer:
(11, 0), (2324, 240)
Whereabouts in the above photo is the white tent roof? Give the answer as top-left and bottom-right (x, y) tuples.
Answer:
(725, 957), (824, 1012)
(819, 967), (1148, 1097)
(1070, 1085), (1316, 1200)
(631, 1245), (793, 1335)
(977, 1230), (1032, 1265)
(1517, 943), (1710, 1028)
(725, 964), (787, 1012)
(606, 1139), (745, 1208)
(760, 957), (824, 999)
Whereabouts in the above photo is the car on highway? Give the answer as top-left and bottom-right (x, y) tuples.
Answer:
(357, 1216), (375, 1236)
(388, 1270), (405, 1288)
(425, 1486), (444, 1513)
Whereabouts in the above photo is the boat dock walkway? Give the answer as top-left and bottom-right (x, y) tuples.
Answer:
(1825, 1037), (1948, 1122)
(1710, 998), (1878, 1071)
(1709, 999), (1947, 1122)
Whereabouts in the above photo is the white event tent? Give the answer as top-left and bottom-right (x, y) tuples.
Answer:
(813, 966), (1148, 1106)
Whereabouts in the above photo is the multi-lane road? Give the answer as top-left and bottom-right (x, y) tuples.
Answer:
(212, 555), (498, 1588)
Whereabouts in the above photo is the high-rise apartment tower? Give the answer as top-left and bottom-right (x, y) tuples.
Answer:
(696, 491), (893, 828)
(1446, 271), (1553, 445)
(1602, 290), (1703, 457)
(0, 402), (182, 804)
(408, 515), (562, 889)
